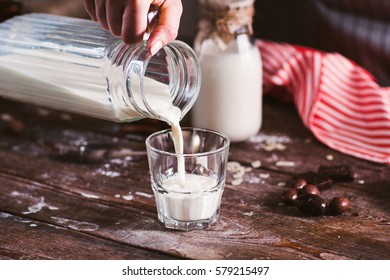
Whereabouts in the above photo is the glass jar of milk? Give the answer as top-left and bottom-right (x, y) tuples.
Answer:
(0, 13), (200, 124)
(192, 0), (262, 142)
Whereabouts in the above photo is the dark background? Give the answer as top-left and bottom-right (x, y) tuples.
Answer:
(253, 0), (314, 46)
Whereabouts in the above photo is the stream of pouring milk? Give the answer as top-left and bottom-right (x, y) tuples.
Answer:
(153, 102), (186, 186)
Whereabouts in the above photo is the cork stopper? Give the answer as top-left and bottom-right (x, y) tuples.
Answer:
(195, 0), (255, 51)
(198, 0), (255, 10)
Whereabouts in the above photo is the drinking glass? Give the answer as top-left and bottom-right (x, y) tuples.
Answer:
(145, 127), (230, 231)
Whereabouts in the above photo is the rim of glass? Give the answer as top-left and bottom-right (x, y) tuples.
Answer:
(145, 127), (230, 157)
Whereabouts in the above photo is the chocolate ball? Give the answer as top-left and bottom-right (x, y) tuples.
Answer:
(281, 188), (299, 205)
(300, 184), (320, 196)
(292, 178), (307, 190)
(327, 197), (351, 215)
(296, 194), (327, 216)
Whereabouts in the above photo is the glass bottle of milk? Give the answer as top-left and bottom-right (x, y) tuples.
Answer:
(192, 0), (262, 142)
(0, 13), (200, 123)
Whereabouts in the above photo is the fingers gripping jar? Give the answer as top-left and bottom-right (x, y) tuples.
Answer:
(192, 0), (262, 142)
(0, 13), (200, 124)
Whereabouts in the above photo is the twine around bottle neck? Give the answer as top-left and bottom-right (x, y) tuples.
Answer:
(195, 3), (255, 51)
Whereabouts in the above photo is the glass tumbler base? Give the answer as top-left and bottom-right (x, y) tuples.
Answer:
(157, 209), (220, 231)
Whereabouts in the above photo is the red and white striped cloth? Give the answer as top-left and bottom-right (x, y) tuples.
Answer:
(257, 40), (390, 165)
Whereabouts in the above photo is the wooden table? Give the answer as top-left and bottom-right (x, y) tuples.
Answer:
(0, 96), (389, 260)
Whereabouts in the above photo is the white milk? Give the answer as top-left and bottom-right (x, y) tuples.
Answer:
(192, 35), (262, 142)
(0, 52), (175, 122)
(154, 173), (223, 221)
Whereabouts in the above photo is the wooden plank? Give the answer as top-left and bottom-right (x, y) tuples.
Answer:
(0, 212), (175, 260)
(0, 173), (310, 260)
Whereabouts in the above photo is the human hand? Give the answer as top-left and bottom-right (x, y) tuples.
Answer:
(84, 0), (182, 55)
